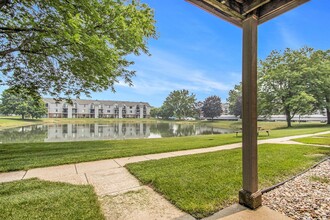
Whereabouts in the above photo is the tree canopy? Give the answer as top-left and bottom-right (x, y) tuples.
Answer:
(0, 88), (47, 119)
(305, 50), (330, 124)
(258, 47), (317, 127)
(227, 83), (242, 118)
(202, 95), (222, 120)
(0, 0), (156, 98)
(161, 89), (196, 120)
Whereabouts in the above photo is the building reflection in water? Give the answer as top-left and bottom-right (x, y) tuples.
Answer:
(46, 123), (150, 142)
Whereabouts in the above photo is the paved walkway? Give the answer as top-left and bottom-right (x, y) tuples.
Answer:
(0, 131), (329, 219)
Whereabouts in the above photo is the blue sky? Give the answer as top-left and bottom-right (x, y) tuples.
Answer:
(88, 0), (330, 107)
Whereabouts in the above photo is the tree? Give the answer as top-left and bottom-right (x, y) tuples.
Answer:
(258, 48), (316, 127)
(227, 83), (242, 118)
(161, 89), (196, 120)
(0, 0), (156, 99)
(306, 50), (330, 124)
(195, 101), (204, 119)
(0, 88), (47, 119)
(233, 96), (242, 118)
(150, 107), (161, 118)
(202, 95), (222, 120)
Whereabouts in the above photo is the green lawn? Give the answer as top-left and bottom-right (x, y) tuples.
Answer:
(126, 144), (330, 218)
(293, 133), (330, 146)
(0, 134), (240, 172)
(0, 179), (104, 220)
(0, 124), (329, 172)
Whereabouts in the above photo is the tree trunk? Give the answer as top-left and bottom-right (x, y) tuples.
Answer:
(285, 107), (292, 127)
(22, 114), (25, 120)
(326, 96), (330, 125)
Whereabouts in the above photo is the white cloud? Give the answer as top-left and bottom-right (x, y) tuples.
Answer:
(277, 23), (303, 49)
(127, 48), (233, 96)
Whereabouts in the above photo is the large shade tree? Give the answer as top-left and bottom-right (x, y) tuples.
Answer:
(0, 0), (156, 98)
(161, 89), (196, 120)
(202, 95), (222, 120)
(0, 88), (47, 119)
(258, 47), (316, 127)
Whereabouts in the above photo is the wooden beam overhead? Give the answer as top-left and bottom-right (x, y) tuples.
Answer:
(185, 0), (310, 27)
(186, 0), (242, 27)
(258, 0), (310, 24)
(204, 0), (244, 19)
(242, 0), (271, 16)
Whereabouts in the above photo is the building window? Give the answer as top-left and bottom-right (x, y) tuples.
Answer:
(55, 109), (58, 112)
(107, 110), (111, 113)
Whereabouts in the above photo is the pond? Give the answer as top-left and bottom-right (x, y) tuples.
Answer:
(0, 122), (234, 143)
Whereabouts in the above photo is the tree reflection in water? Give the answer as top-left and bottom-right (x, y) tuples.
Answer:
(0, 125), (47, 143)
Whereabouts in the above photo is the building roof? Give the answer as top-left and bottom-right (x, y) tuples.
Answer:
(43, 98), (151, 107)
(186, 0), (310, 27)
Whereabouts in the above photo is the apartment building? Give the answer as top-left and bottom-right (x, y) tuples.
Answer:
(43, 98), (151, 118)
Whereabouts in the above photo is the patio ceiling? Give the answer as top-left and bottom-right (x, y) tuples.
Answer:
(185, 0), (310, 27)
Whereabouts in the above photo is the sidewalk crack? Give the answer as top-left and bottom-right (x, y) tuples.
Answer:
(21, 171), (28, 180)
(74, 164), (78, 174)
(84, 173), (89, 184)
(113, 159), (122, 167)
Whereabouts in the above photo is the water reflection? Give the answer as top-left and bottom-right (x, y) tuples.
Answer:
(0, 125), (47, 143)
(0, 122), (233, 143)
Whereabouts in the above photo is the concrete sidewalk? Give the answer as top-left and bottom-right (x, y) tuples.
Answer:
(0, 130), (329, 219)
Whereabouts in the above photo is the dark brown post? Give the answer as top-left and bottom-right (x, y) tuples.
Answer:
(239, 15), (262, 209)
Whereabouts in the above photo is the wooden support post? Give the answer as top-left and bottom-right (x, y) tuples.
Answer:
(239, 15), (262, 209)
